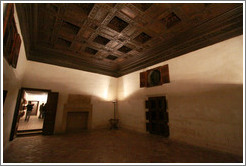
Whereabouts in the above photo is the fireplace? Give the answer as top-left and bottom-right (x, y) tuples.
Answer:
(62, 95), (92, 133)
(66, 112), (89, 132)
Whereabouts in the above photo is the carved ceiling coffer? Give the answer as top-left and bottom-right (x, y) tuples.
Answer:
(15, 3), (243, 77)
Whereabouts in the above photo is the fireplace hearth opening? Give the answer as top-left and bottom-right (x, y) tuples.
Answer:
(66, 112), (89, 133)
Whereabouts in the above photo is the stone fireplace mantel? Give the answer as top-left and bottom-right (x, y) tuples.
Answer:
(62, 95), (92, 132)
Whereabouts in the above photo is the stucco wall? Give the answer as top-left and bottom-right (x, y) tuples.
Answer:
(3, 4), (28, 150)
(21, 61), (118, 133)
(117, 35), (243, 156)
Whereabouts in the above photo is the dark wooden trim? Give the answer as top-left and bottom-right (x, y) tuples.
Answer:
(140, 71), (147, 87)
(21, 87), (51, 93)
(17, 129), (43, 133)
(160, 65), (170, 84)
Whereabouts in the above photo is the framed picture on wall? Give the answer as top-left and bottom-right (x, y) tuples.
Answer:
(30, 101), (39, 116)
(3, 3), (21, 68)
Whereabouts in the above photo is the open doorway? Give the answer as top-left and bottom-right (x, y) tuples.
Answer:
(10, 88), (59, 140)
(17, 90), (48, 134)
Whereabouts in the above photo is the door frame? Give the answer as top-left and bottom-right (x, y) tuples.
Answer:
(9, 87), (51, 141)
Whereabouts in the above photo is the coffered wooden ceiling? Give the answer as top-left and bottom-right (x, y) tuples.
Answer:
(16, 3), (243, 77)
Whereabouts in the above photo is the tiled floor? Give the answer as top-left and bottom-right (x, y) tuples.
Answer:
(3, 129), (242, 163)
(17, 116), (44, 131)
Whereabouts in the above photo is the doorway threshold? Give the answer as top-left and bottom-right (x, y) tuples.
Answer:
(17, 129), (43, 137)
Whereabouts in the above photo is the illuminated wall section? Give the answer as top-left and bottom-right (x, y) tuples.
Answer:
(21, 61), (118, 132)
(117, 35), (243, 156)
(19, 91), (48, 119)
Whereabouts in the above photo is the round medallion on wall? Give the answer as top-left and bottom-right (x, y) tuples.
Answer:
(148, 69), (161, 86)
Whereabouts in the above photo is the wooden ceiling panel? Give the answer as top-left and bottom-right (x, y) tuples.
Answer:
(121, 6), (137, 19)
(118, 45), (132, 54)
(55, 37), (72, 49)
(143, 3), (170, 20)
(134, 32), (152, 44)
(16, 3), (243, 77)
(94, 7), (109, 22)
(84, 46), (98, 55)
(93, 35), (111, 45)
(81, 29), (93, 39)
(64, 4), (89, 22)
(106, 54), (118, 60)
(70, 41), (82, 51)
(132, 3), (153, 12)
(107, 16), (129, 33)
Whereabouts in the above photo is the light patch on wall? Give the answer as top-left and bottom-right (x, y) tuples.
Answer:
(91, 77), (116, 101)
(120, 73), (140, 100)
(22, 60), (118, 102)
(25, 91), (48, 103)
(103, 86), (109, 100)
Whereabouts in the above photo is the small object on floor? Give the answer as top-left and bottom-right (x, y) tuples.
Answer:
(109, 118), (119, 129)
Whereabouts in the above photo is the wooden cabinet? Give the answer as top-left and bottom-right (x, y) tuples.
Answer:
(146, 96), (169, 137)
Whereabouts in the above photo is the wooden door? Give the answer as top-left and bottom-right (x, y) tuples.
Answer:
(43, 92), (59, 135)
(146, 96), (169, 137)
(9, 89), (23, 141)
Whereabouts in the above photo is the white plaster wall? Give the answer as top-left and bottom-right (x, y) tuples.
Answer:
(3, 4), (28, 150)
(21, 61), (118, 133)
(24, 92), (48, 117)
(117, 35), (243, 156)
(25, 93), (48, 104)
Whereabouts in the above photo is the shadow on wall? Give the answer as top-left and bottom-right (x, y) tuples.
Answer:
(168, 83), (243, 156)
(118, 81), (243, 126)
(119, 78), (243, 100)
(117, 81), (243, 155)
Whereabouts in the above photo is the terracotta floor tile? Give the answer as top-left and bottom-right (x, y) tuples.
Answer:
(3, 129), (242, 163)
